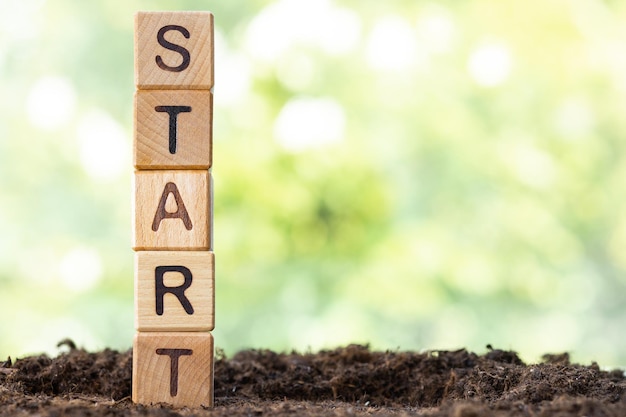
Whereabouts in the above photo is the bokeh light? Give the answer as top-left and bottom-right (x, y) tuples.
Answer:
(1, 0), (626, 368)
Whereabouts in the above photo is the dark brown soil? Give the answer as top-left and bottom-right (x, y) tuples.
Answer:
(1, 342), (625, 416)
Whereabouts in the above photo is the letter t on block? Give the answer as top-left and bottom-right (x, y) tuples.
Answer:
(133, 332), (214, 407)
(134, 90), (213, 169)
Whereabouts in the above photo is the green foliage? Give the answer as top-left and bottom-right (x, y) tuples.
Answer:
(1, 0), (626, 365)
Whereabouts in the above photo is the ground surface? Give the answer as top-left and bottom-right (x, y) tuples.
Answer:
(1, 342), (625, 416)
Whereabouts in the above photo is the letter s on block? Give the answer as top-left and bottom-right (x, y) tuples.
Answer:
(156, 25), (191, 72)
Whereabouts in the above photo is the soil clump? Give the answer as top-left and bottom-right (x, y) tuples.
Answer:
(1, 343), (625, 416)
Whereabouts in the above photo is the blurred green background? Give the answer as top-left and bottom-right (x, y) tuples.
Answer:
(2, 0), (626, 366)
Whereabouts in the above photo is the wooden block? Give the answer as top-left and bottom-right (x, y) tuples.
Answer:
(133, 332), (214, 407)
(134, 90), (213, 169)
(135, 251), (214, 331)
(135, 12), (214, 90)
(133, 170), (211, 250)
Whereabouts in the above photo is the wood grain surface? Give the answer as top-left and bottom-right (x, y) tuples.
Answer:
(135, 12), (214, 90)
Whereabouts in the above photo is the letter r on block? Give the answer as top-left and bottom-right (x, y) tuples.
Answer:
(135, 252), (215, 332)
(155, 265), (194, 316)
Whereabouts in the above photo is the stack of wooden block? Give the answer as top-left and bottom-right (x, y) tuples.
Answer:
(131, 11), (215, 408)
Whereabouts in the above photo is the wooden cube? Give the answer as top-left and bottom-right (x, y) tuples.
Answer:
(133, 170), (211, 250)
(134, 90), (213, 170)
(133, 332), (214, 407)
(135, 11), (214, 90)
(135, 251), (214, 331)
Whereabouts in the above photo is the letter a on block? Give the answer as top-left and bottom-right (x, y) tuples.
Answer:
(135, 252), (214, 331)
(133, 332), (214, 407)
(133, 170), (211, 250)
(135, 11), (214, 89)
(152, 182), (193, 232)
